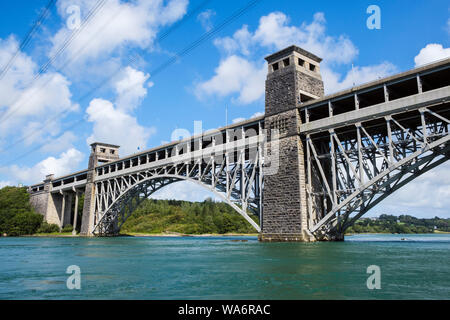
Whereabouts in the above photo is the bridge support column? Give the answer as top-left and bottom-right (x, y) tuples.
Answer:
(260, 45), (325, 242)
(80, 142), (120, 236)
(59, 191), (73, 230)
(80, 182), (96, 236)
(72, 192), (80, 235)
(80, 145), (98, 236)
(59, 191), (66, 230)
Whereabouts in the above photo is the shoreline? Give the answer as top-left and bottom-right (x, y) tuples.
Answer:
(122, 232), (259, 237)
(3, 231), (448, 238)
(10, 232), (260, 238)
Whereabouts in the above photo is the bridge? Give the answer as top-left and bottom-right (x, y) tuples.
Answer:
(28, 45), (450, 241)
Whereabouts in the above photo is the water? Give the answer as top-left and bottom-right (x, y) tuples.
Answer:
(0, 234), (449, 299)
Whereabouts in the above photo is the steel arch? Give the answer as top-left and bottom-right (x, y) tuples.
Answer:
(91, 139), (265, 236)
(93, 174), (261, 235)
(307, 106), (450, 240)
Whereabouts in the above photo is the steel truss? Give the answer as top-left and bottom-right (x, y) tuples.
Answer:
(307, 106), (450, 240)
(92, 139), (265, 236)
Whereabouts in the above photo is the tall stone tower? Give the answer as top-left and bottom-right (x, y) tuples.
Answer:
(80, 142), (120, 236)
(260, 45), (324, 242)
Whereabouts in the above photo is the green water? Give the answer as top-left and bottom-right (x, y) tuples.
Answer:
(0, 234), (448, 299)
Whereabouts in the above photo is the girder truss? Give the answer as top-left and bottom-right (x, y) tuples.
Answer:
(307, 106), (450, 239)
(92, 138), (265, 236)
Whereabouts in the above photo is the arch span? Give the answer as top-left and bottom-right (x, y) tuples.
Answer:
(307, 106), (450, 240)
(93, 169), (262, 236)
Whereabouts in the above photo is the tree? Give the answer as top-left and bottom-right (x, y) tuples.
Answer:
(0, 187), (44, 236)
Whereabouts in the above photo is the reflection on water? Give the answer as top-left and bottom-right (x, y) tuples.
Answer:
(0, 234), (448, 299)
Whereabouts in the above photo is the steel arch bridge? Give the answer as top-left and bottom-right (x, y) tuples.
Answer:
(28, 48), (450, 241)
(92, 131), (266, 235)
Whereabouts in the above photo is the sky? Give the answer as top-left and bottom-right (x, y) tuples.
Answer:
(0, 0), (449, 218)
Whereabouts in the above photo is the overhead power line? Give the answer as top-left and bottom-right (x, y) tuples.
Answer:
(0, 0), (263, 165)
(0, 0), (57, 82)
(1, 0), (214, 157)
(0, 0), (108, 124)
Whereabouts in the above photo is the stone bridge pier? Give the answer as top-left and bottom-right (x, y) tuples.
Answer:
(259, 46), (325, 242)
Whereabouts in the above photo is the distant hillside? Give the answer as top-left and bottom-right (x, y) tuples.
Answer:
(345, 214), (450, 234)
(121, 198), (259, 235)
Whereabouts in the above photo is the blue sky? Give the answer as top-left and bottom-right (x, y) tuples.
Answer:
(0, 0), (449, 218)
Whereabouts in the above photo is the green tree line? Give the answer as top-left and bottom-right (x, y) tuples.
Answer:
(0, 186), (45, 236)
(1, 186), (448, 236)
(345, 214), (449, 234)
(121, 198), (259, 235)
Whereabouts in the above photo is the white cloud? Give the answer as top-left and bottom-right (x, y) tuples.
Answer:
(151, 180), (219, 202)
(414, 43), (450, 67)
(232, 117), (246, 124)
(322, 62), (398, 94)
(195, 55), (266, 104)
(51, 0), (189, 66)
(0, 36), (78, 142)
(39, 131), (78, 154)
(197, 12), (362, 104)
(251, 111), (264, 118)
(86, 98), (156, 156)
(114, 66), (151, 112)
(213, 25), (252, 56)
(372, 160), (450, 218)
(0, 181), (12, 189)
(1, 148), (84, 184)
(197, 9), (216, 32)
(215, 12), (358, 65)
(231, 112), (264, 124)
(86, 65), (157, 155)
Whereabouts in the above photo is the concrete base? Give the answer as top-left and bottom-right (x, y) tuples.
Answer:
(258, 231), (345, 242)
(258, 233), (316, 242)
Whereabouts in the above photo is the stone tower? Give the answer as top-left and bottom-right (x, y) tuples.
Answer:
(80, 142), (120, 236)
(260, 45), (324, 242)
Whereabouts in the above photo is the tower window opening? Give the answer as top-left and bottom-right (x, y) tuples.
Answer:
(298, 58), (305, 67)
(309, 63), (316, 72)
(283, 58), (290, 67)
(272, 62), (279, 71)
